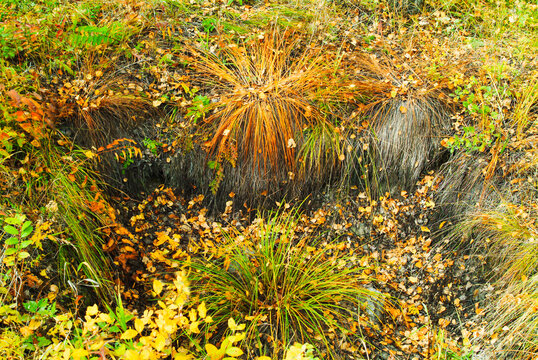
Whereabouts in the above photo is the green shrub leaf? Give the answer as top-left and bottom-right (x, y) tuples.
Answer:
(3, 225), (19, 235)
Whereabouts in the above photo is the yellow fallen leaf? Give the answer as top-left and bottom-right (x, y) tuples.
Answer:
(84, 150), (96, 159)
(123, 349), (141, 360)
(225, 347), (243, 357)
(20, 326), (33, 337)
(98, 313), (113, 323)
(134, 318), (145, 333)
(174, 350), (194, 360)
(153, 279), (164, 295)
(71, 348), (90, 360)
(420, 226), (430, 232)
(198, 302), (207, 318)
(189, 308), (197, 322)
(120, 328), (138, 340)
(189, 320), (200, 334)
(89, 339), (105, 351)
(154, 232), (170, 246)
(154, 333), (166, 352)
(205, 343), (223, 360)
(86, 304), (99, 316)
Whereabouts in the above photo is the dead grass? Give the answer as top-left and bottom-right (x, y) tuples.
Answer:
(340, 49), (458, 195)
(433, 152), (500, 226)
(512, 75), (538, 138)
(452, 202), (538, 359)
(365, 95), (451, 193)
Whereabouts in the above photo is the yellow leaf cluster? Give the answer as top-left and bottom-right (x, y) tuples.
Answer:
(49, 272), (214, 360)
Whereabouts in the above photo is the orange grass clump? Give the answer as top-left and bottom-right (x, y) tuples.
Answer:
(190, 32), (343, 186)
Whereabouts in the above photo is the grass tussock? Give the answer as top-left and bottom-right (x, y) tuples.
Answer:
(365, 96), (451, 193)
(342, 50), (458, 195)
(452, 203), (538, 359)
(189, 210), (378, 358)
(52, 66), (159, 148)
(433, 152), (501, 226)
(184, 31), (345, 204)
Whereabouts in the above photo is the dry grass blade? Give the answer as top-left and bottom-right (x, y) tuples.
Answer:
(433, 152), (501, 225)
(512, 75), (538, 137)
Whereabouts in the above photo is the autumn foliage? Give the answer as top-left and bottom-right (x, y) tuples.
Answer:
(1, 0), (538, 359)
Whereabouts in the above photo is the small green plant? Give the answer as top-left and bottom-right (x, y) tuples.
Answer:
(143, 138), (164, 156)
(1, 214), (34, 268)
(0, 27), (22, 59)
(431, 329), (474, 360)
(21, 298), (56, 351)
(202, 18), (217, 33)
(186, 95), (211, 123)
(70, 21), (128, 48)
(23, 298), (56, 317)
(0, 214), (36, 304)
(445, 123), (501, 154)
(207, 160), (224, 195)
(450, 75), (509, 117)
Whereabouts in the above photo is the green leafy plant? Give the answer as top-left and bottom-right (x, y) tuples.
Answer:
(1, 214), (34, 267)
(143, 138), (164, 156)
(70, 21), (129, 48)
(0, 214), (36, 304)
(201, 18), (217, 33)
(0, 26), (22, 59)
(445, 123), (501, 154)
(186, 95), (211, 124)
(20, 298), (56, 352)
